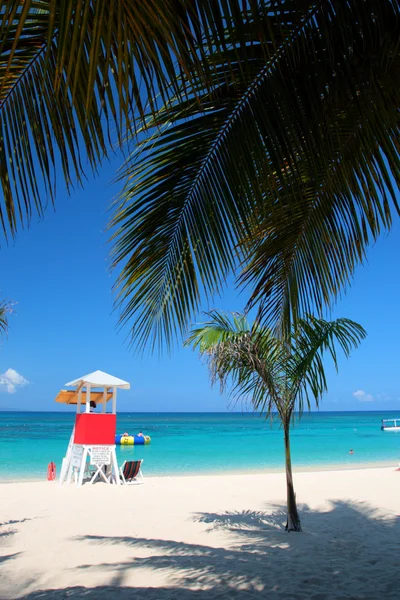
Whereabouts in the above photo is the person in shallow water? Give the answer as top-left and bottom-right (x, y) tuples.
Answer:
(349, 449), (354, 455)
(137, 431), (144, 437)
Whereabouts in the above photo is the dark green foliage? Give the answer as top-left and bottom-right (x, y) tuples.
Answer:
(0, 0), (249, 239)
(1, 2), (398, 351)
(111, 1), (400, 349)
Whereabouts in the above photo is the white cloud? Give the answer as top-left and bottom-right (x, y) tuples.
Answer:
(377, 393), (391, 401)
(0, 368), (29, 394)
(353, 389), (374, 402)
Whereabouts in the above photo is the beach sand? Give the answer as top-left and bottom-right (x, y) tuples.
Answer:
(1, 467), (399, 599)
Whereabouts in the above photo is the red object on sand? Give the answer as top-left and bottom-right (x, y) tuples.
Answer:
(47, 462), (56, 481)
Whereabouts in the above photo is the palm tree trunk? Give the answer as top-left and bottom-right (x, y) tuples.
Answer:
(283, 420), (302, 532)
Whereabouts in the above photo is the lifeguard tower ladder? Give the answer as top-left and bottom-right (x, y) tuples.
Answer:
(56, 370), (130, 486)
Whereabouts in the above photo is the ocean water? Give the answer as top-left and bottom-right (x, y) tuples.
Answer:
(0, 411), (399, 482)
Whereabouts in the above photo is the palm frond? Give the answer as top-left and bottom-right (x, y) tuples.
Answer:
(187, 310), (365, 419)
(0, 0), (253, 239)
(186, 309), (285, 414)
(241, 65), (400, 333)
(186, 310), (251, 353)
(111, 0), (400, 349)
(287, 315), (367, 413)
(0, 301), (12, 337)
(110, 51), (262, 351)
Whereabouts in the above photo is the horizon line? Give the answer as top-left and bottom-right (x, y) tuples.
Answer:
(0, 409), (398, 414)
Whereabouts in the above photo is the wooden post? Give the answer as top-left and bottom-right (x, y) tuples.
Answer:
(111, 447), (120, 485)
(66, 460), (74, 485)
(102, 387), (107, 413)
(77, 386), (82, 414)
(86, 384), (91, 413)
(112, 386), (117, 414)
(77, 447), (88, 487)
(59, 426), (75, 485)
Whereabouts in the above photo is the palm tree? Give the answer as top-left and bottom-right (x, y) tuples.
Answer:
(186, 310), (366, 531)
(111, 1), (400, 350)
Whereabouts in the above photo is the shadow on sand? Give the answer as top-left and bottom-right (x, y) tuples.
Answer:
(0, 518), (35, 540)
(12, 501), (400, 599)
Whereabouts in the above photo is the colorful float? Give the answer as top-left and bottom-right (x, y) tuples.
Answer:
(115, 434), (151, 445)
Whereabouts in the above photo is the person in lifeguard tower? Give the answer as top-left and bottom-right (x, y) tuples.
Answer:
(89, 400), (97, 412)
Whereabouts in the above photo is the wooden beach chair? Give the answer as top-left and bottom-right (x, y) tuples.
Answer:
(119, 459), (144, 484)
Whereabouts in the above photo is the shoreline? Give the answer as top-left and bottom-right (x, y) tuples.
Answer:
(0, 457), (398, 484)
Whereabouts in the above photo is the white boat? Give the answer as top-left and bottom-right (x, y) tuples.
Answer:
(381, 419), (400, 431)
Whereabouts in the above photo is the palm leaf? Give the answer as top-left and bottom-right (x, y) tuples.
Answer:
(186, 309), (285, 413)
(0, 0), (254, 239)
(111, 0), (400, 349)
(0, 301), (11, 337)
(187, 310), (366, 419)
(287, 315), (367, 414)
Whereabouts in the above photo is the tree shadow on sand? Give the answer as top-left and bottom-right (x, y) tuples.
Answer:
(15, 501), (400, 599)
(0, 552), (21, 564)
(0, 518), (35, 541)
(0, 519), (33, 566)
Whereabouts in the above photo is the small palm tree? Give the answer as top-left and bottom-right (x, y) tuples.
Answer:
(186, 311), (366, 531)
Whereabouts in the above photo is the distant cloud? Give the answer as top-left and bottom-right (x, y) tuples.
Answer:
(0, 368), (29, 394)
(377, 393), (391, 402)
(353, 389), (374, 402)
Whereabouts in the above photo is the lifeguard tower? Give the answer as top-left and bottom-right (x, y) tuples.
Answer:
(56, 370), (130, 486)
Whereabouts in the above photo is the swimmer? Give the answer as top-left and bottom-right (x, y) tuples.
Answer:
(349, 449), (354, 455)
(137, 431), (144, 437)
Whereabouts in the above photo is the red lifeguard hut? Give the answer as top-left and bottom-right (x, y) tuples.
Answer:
(56, 370), (130, 486)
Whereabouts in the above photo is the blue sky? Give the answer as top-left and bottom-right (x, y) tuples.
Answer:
(1, 150), (399, 413)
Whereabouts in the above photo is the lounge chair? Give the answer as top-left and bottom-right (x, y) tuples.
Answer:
(119, 459), (144, 484)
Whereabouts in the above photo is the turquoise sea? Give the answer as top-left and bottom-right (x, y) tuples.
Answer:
(0, 411), (399, 481)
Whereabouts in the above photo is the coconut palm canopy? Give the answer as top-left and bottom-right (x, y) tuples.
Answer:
(186, 311), (367, 417)
(0, 0), (247, 238)
(112, 0), (400, 349)
(1, 1), (399, 350)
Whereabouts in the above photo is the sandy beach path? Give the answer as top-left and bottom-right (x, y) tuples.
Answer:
(1, 467), (399, 599)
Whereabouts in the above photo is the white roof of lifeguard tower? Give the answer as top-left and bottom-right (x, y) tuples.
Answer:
(65, 370), (130, 389)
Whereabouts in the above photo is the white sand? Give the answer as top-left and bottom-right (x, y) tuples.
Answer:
(1, 467), (399, 599)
